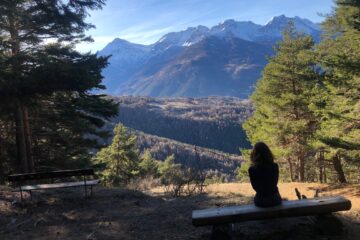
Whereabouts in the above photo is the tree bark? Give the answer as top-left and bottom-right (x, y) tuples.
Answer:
(332, 154), (347, 183)
(298, 153), (305, 182)
(9, 8), (33, 173)
(22, 105), (34, 172)
(286, 157), (295, 182)
(15, 102), (29, 173)
(318, 151), (324, 183)
(0, 131), (4, 183)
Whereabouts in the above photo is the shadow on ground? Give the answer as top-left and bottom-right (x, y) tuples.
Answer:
(0, 186), (359, 240)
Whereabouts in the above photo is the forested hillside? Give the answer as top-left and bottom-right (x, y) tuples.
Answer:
(112, 96), (252, 154)
(136, 131), (242, 180)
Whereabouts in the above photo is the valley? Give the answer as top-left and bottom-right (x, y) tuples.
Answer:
(96, 15), (322, 180)
(107, 96), (253, 178)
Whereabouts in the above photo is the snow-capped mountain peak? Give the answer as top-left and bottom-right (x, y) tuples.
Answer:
(150, 15), (321, 50)
(98, 15), (322, 96)
(210, 20), (261, 41)
(264, 15), (320, 33)
(99, 38), (150, 57)
(155, 25), (210, 48)
(266, 14), (288, 24)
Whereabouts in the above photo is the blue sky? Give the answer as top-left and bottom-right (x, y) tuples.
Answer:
(78, 0), (335, 52)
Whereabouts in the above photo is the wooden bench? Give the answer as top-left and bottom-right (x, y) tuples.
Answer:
(8, 168), (100, 202)
(192, 196), (351, 239)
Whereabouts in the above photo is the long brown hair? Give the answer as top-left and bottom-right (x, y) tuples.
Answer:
(250, 142), (274, 166)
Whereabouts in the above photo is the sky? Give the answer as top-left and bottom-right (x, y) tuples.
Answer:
(77, 0), (335, 52)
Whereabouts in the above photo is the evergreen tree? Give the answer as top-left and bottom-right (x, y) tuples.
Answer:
(139, 149), (159, 177)
(95, 124), (139, 186)
(158, 155), (182, 184)
(243, 24), (321, 182)
(158, 154), (186, 196)
(314, 0), (360, 182)
(0, 0), (118, 173)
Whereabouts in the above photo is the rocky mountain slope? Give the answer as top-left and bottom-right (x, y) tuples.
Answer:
(99, 15), (321, 97)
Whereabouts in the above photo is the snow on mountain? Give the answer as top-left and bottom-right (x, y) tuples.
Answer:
(259, 15), (320, 40)
(209, 19), (261, 41)
(97, 38), (152, 90)
(99, 15), (320, 63)
(154, 25), (210, 50)
(99, 15), (322, 96)
(118, 37), (273, 98)
(151, 15), (320, 48)
(99, 38), (151, 63)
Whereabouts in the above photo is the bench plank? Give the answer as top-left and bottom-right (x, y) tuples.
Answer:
(17, 180), (100, 191)
(8, 168), (95, 182)
(192, 196), (351, 226)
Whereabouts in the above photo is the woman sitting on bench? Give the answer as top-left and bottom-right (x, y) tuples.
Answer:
(248, 142), (282, 207)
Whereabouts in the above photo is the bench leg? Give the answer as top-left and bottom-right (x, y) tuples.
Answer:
(20, 189), (24, 203)
(83, 176), (88, 198)
(211, 224), (232, 240)
(84, 185), (88, 198)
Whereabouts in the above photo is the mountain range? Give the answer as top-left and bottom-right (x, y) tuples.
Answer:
(98, 15), (321, 98)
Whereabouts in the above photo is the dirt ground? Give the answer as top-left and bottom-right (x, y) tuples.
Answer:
(0, 183), (359, 240)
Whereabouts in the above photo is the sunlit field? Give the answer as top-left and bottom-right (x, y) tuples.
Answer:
(1, 182), (359, 240)
(151, 182), (360, 210)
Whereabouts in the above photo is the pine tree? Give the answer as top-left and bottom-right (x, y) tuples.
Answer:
(95, 124), (139, 186)
(314, 0), (360, 182)
(0, 0), (118, 173)
(243, 24), (321, 182)
(139, 149), (159, 177)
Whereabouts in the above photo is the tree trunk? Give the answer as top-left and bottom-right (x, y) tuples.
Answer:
(15, 102), (29, 173)
(318, 151), (324, 183)
(286, 157), (295, 182)
(332, 154), (347, 183)
(9, 11), (33, 173)
(22, 105), (34, 172)
(298, 154), (305, 182)
(0, 132), (5, 183)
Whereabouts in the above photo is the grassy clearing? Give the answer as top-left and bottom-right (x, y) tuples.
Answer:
(0, 183), (359, 240)
(205, 182), (360, 210)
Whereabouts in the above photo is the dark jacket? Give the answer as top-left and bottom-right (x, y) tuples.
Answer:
(248, 163), (282, 207)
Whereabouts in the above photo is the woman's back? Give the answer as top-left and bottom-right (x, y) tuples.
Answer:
(248, 142), (282, 207)
(249, 163), (279, 197)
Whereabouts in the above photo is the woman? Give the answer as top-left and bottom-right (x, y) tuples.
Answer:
(248, 142), (282, 207)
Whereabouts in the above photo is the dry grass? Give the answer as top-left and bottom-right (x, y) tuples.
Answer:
(205, 182), (360, 210)
(0, 182), (359, 240)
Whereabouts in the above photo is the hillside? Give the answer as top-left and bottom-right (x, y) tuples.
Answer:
(112, 96), (252, 154)
(135, 131), (242, 180)
(119, 37), (272, 98)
